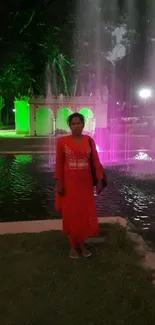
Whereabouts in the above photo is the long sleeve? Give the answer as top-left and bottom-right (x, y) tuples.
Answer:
(90, 137), (103, 180)
(55, 138), (65, 180)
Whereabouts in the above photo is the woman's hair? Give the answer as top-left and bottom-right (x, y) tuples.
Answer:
(67, 112), (85, 126)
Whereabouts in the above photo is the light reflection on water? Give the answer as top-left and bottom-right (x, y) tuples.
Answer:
(0, 155), (155, 237)
(119, 185), (154, 213)
(0, 154), (57, 221)
(109, 164), (155, 233)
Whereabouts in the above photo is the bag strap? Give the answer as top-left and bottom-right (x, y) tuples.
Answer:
(89, 136), (93, 152)
(89, 137), (94, 164)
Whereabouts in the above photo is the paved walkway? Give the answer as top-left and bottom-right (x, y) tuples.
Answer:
(0, 217), (127, 235)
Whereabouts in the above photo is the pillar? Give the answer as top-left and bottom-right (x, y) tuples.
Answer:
(29, 103), (35, 136)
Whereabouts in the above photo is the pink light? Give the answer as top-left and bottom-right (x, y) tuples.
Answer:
(96, 145), (100, 152)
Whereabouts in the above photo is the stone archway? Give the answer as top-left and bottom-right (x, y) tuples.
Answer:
(78, 108), (95, 134)
(35, 108), (54, 136)
(56, 108), (72, 134)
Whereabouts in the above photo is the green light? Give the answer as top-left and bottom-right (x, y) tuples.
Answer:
(11, 155), (33, 195)
(13, 101), (95, 137)
(78, 108), (95, 133)
(14, 155), (32, 164)
(0, 130), (25, 138)
(15, 100), (29, 134)
(36, 108), (53, 135)
(56, 108), (72, 132)
(79, 108), (93, 118)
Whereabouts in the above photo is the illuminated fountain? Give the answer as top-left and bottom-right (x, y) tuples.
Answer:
(2, 1), (155, 242)
(12, 1), (155, 166)
(134, 151), (152, 161)
(45, 62), (55, 167)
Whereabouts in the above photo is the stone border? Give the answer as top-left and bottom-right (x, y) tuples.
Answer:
(0, 217), (127, 235)
(126, 225), (155, 285)
(0, 151), (55, 154)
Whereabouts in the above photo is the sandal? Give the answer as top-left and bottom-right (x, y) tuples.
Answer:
(81, 247), (92, 258)
(70, 248), (79, 259)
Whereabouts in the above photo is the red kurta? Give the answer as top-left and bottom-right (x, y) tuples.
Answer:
(55, 135), (103, 242)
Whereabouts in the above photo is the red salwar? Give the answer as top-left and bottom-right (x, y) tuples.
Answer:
(55, 135), (103, 246)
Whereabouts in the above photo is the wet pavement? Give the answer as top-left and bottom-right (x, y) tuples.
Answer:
(0, 154), (155, 241)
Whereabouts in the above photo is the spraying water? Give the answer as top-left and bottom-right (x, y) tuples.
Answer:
(45, 62), (55, 169)
(45, 62), (52, 100)
(74, 0), (150, 164)
(75, 0), (120, 162)
(43, 0), (154, 166)
(74, 0), (105, 163)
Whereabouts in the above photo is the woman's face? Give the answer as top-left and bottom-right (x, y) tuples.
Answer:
(70, 117), (84, 135)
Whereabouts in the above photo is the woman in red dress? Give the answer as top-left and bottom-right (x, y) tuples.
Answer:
(55, 113), (103, 259)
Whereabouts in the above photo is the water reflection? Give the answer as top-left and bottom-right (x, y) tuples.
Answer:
(109, 164), (155, 232)
(11, 155), (33, 198)
(0, 155), (57, 221)
(0, 155), (155, 238)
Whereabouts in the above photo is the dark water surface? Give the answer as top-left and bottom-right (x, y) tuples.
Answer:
(0, 154), (155, 241)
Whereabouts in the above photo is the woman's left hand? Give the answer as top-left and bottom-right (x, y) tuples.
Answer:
(96, 179), (103, 195)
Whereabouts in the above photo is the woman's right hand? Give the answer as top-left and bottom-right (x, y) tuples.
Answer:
(56, 179), (65, 196)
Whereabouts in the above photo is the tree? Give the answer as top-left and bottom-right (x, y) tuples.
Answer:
(37, 27), (73, 96)
(0, 0), (150, 101)
(0, 53), (34, 100)
(0, 96), (5, 126)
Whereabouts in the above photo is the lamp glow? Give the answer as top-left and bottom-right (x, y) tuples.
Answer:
(139, 88), (152, 100)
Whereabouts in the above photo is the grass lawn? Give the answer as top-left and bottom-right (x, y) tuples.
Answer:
(1, 225), (155, 325)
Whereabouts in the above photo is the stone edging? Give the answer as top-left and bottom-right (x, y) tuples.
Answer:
(0, 217), (127, 235)
(126, 225), (155, 285)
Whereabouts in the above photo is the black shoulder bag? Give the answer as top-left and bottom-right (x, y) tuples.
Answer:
(89, 137), (107, 189)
